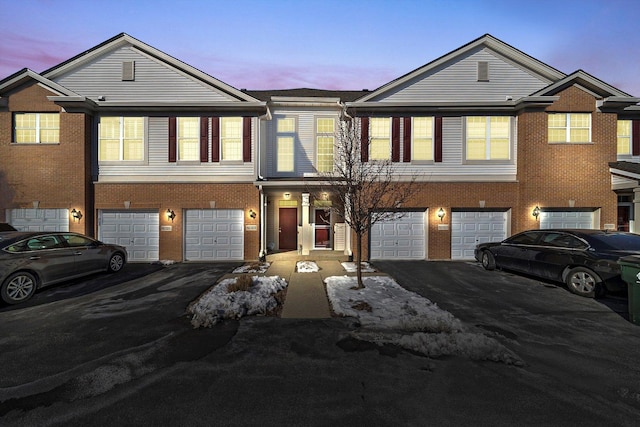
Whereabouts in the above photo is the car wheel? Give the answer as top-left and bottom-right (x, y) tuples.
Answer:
(481, 251), (496, 271)
(1, 272), (37, 304)
(108, 253), (125, 273)
(566, 267), (600, 298)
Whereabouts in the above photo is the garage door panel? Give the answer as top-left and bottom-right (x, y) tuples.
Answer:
(184, 209), (244, 261)
(99, 211), (159, 262)
(8, 209), (69, 232)
(451, 211), (508, 260)
(370, 211), (426, 260)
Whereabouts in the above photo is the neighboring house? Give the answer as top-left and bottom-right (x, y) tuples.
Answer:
(1, 33), (638, 262)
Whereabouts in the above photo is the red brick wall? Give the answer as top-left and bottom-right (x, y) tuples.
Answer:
(0, 82), (91, 234)
(94, 183), (260, 261)
(517, 85), (617, 229)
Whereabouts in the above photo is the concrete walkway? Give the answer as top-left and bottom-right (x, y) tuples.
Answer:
(265, 251), (350, 319)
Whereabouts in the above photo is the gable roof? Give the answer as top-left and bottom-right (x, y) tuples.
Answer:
(42, 33), (262, 104)
(0, 68), (79, 97)
(354, 34), (566, 103)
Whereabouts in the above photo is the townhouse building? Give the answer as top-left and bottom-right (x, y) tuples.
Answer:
(1, 33), (638, 262)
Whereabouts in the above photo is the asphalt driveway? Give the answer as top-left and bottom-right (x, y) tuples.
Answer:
(2, 260), (640, 426)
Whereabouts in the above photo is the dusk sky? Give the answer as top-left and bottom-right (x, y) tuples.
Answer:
(1, 0), (639, 96)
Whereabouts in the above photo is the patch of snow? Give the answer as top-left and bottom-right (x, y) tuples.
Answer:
(297, 261), (319, 273)
(233, 262), (271, 274)
(188, 276), (287, 328)
(326, 276), (521, 365)
(341, 262), (375, 273)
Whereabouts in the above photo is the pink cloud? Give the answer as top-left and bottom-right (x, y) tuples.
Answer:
(0, 32), (80, 77)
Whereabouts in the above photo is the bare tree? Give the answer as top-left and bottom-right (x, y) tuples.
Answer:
(313, 112), (423, 288)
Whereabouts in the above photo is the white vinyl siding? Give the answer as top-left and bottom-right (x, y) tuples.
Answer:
(178, 117), (200, 161)
(221, 117), (243, 161)
(466, 117), (510, 161)
(618, 120), (632, 155)
(277, 117), (295, 172)
(99, 116), (144, 161)
(366, 47), (552, 103)
(316, 118), (335, 172)
(52, 46), (237, 103)
(412, 117), (433, 161)
(548, 113), (591, 143)
(14, 113), (60, 144)
(370, 117), (390, 160)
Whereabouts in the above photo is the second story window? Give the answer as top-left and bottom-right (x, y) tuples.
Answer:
(316, 118), (335, 172)
(466, 116), (510, 161)
(548, 113), (591, 143)
(221, 117), (243, 161)
(99, 117), (144, 161)
(14, 113), (60, 144)
(178, 117), (199, 161)
(370, 117), (390, 160)
(277, 117), (295, 172)
(412, 117), (434, 161)
(618, 120), (632, 155)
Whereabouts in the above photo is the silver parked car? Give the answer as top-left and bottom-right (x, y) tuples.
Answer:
(0, 231), (127, 304)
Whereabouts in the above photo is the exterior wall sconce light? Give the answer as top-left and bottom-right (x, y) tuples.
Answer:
(437, 208), (446, 222)
(71, 209), (83, 222)
(532, 206), (540, 220)
(166, 209), (176, 222)
(248, 209), (256, 219)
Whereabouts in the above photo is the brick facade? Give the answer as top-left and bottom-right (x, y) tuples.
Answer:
(0, 82), (92, 234)
(94, 183), (260, 260)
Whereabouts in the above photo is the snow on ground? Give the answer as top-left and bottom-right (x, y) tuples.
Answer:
(233, 262), (271, 274)
(341, 262), (376, 273)
(296, 261), (319, 273)
(188, 271), (520, 364)
(188, 276), (287, 328)
(326, 276), (522, 365)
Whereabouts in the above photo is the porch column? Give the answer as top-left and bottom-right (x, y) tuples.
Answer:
(259, 190), (267, 260)
(633, 187), (640, 233)
(302, 193), (311, 255)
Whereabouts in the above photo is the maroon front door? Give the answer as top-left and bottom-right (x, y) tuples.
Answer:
(279, 208), (297, 250)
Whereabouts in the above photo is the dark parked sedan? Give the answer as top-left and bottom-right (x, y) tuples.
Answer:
(474, 229), (640, 298)
(0, 231), (127, 304)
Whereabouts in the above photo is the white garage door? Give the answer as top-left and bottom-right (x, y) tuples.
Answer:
(99, 211), (159, 262)
(451, 211), (508, 260)
(540, 210), (595, 229)
(7, 209), (69, 231)
(184, 209), (244, 261)
(370, 211), (426, 260)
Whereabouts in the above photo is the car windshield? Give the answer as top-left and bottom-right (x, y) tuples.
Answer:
(587, 233), (640, 251)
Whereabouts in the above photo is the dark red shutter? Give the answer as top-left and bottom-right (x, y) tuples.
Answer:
(391, 117), (400, 162)
(211, 117), (220, 162)
(633, 120), (640, 156)
(403, 117), (411, 162)
(200, 117), (209, 162)
(168, 117), (177, 163)
(434, 116), (443, 163)
(243, 117), (252, 162)
(360, 117), (369, 162)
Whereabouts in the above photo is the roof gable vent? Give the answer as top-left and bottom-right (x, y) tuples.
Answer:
(477, 61), (489, 82)
(122, 61), (135, 81)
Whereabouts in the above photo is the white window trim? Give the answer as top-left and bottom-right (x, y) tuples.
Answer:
(276, 116), (296, 173)
(411, 116), (434, 163)
(548, 113), (592, 144)
(315, 116), (335, 173)
(13, 112), (60, 144)
(464, 116), (512, 163)
(98, 116), (147, 164)
(220, 117), (244, 163)
(369, 117), (391, 161)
